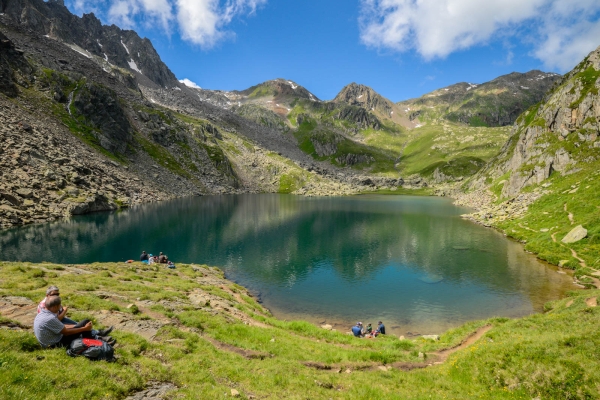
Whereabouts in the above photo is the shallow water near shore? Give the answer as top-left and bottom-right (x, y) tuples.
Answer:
(0, 194), (576, 335)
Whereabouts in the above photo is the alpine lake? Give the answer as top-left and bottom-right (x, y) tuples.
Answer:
(0, 194), (576, 336)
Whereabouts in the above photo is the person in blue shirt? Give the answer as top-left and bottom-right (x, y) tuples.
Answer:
(376, 321), (386, 335)
(351, 322), (363, 337)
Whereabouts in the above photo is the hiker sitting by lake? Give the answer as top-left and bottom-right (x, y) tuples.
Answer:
(376, 321), (386, 335)
(140, 251), (149, 263)
(37, 285), (76, 325)
(158, 252), (168, 264)
(34, 296), (115, 348)
(365, 323), (373, 335)
(352, 322), (363, 337)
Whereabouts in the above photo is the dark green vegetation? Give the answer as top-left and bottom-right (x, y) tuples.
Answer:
(0, 261), (598, 399)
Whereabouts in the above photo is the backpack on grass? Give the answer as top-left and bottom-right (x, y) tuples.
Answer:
(67, 338), (114, 361)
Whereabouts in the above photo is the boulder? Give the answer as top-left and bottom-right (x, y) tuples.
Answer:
(65, 194), (117, 216)
(320, 324), (333, 330)
(561, 225), (588, 244)
(15, 188), (33, 198)
(421, 335), (440, 341)
(1, 192), (22, 206)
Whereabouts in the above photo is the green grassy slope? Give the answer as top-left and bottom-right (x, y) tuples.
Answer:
(1, 262), (599, 399)
(398, 123), (511, 179)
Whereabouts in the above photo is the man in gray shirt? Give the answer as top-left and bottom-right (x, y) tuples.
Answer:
(33, 296), (114, 348)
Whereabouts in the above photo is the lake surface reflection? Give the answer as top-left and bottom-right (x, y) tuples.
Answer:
(0, 194), (576, 335)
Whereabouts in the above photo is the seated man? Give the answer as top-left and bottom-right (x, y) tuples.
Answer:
(140, 251), (149, 262)
(376, 321), (386, 335)
(351, 322), (363, 337)
(34, 296), (115, 348)
(37, 285), (76, 325)
(158, 252), (167, 264)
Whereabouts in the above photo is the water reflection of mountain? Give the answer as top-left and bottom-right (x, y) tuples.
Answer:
(0, 194), (570, 311)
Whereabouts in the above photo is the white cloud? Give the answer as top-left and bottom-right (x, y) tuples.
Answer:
(359, 0), (600, 72)
(66, 0), (266, 49)
(179, 78), (202, 89)
(176, 0), (266, 48)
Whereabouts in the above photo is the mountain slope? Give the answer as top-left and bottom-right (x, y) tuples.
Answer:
(1, 0), (178, 88)
(399, 71), (562, 127)
(459, 45), (600, 279)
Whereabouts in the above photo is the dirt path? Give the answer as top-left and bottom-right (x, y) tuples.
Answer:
(202, 335), (272, 360)
(390, 325), (492, 371)
(304, 325), (493, 373)
(564, 203), (574, 225)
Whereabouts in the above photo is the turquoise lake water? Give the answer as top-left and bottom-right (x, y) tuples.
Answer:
(0, 194), (576, 335)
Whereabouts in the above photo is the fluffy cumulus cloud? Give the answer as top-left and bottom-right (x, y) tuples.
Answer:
(66, 0), (266, 49)
(359, 0), (600, 72)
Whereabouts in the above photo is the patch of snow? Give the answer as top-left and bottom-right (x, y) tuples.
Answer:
(128, 59), (142, 74)
(43, 35), (50, 38)
(276, 104), (280, 107)
(466, 83), (478, 91)
(309, 94), (317, 102)
(407, 107), (410, 111)
(444, 88), (449, 91)
(97, 40), (102, 48)
(521, 86), (529, 89)
(267, 101), (273, 103)
(121, 40), (130, 54)
(391, 111), (393, 115)
(150, 98), (156, 103)
(103, 67), (110, 73)
(138, 52), (140, 58)
(358, 95), (363, 99)
(238, 102), (241, 107)
(173, 87), (181, 91)
(103, 53), (108, 61)
(287, 81), (297, 90)
(179, 78), (201, 89)
(415, 124), (423, 128)
(71, 47), (91, 59)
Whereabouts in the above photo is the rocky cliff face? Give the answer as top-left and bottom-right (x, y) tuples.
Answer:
(399, 71), (562, 127)
(0, 0), (178, 88)
(470, 47), (600, 197)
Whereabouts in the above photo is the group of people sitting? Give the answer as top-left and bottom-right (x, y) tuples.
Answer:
(352, 321), (386, 338)
(140, 251), (176, 268)
(33, 285), (116, 349)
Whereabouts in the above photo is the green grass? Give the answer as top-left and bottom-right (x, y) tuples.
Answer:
(498, 160), (600, 272)
(569, 66), (600, 109)
(0, 261), (599, 399)
(136, 134), (192, 179)
(399, 122), (511, 178)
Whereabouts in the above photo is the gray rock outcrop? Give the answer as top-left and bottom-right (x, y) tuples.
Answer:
(561, 225), (588, 244)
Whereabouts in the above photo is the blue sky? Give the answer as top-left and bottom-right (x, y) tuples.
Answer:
(65, 0), (600, 102)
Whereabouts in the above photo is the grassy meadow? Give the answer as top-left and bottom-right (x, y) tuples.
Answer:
(0, 261), (599, 399)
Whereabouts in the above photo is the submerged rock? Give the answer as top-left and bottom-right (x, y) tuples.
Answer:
(418, 275), (444, 284)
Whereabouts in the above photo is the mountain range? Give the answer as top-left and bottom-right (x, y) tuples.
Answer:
(1, 0), (597, 247)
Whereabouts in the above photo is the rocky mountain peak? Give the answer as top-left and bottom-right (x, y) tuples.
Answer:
(0, 0), (178, 88)
(333, 83), (394, 117)
(237, 78), (320, 103)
